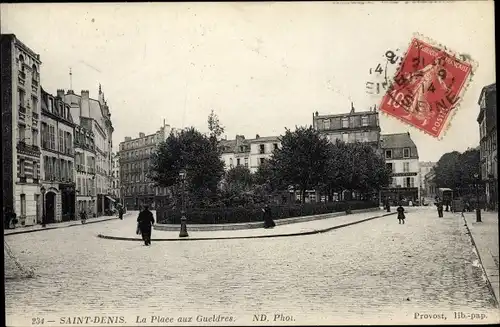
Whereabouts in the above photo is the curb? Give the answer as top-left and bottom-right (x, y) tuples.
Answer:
(97, 212), (397, 242)
(4, 214), (130, 236)
(461, 214), (499, 308)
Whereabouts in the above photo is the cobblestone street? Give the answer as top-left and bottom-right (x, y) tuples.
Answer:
(5, 207), (499, 325)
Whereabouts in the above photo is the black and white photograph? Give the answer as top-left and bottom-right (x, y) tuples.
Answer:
(2, 1), (498, 326)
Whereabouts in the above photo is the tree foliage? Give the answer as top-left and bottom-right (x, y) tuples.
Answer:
(433, 148), (481, 193)
(270, 126), (330, 202)
(207, 109), (225, 146)
(149, 127), (225, 206)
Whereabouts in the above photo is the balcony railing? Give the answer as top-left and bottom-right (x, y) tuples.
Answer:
(32, 112), (39, 119)
(19, 105), (26, 113)
(19, 70), (26, 80)
(32, 79), (39, 87)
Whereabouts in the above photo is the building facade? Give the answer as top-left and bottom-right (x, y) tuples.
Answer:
(111, 152), (121, 204)
(40, 89), (76, 222)
(220, 134), (280, 173)
(65, 87), (115, 216)
(424, 169), (437, 201)
(312, 104), (381, 148)
(119, 123), (171, 210)
(380, 132), (421, 204)
(419, 161), (436, 198)
(477, 83), (497, 210)
(1, 34), (42, 226)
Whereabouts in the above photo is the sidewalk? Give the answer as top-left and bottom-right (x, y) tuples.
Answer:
(98, 209), (399, 241)
(461, 211), (499, 305)
(4, 213), (130, 236)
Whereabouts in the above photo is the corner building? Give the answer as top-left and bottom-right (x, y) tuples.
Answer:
(119, 122), (172, 210)
(1, 34), (42, 226)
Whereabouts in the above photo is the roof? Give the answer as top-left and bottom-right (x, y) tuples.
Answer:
(248, 136), (280, 143)
(380, 133), (417, 149)
(315, 110), (377, 119)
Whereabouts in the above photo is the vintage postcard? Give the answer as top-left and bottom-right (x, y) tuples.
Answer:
(2, 1), (497, 326)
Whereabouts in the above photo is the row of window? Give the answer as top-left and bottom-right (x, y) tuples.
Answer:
(75, 129), (95, 149)
(325, 131), (378, 143)
(123, 184), (156, 195)
(480, 131), (497, 158)
(18, 123), (39, 147)
(122, 172), (151, 183)
(121, 160), (150, 172)
(385, 148), (411, 160)
(41, 123), (73, 155)
(18, 89), (38, 111)
(391, 177), (416, 188)
(120, 134), (161, 151)
(386, 162), (413, 173)
(43, 156), (73, 182)
(120, 147), (155, 161)
(316, 115), (375, 131)
(76, 176), (96, 196)
(18, 159), (38, 180)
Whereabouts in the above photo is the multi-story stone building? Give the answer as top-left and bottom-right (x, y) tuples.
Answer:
(419, 161), (436, 198)
(111, 152), (121, 204)
(119, 123), (172, 210)
(64, 87), (115, 216)
(1, 34), (42, 226)
(477, 83), (497, 210)
(220, 134), (280, 173)
(40, 89), (76, 222)
(380, 132), (421, 204)
(312, 104), (381, 148)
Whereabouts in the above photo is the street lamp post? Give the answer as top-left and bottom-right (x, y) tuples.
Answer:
(41, 186), (46, 227)
(179, 169), (189, 237)
(474, 173), (482, 222)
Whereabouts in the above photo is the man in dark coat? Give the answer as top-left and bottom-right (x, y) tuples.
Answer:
(118, 206), (124, 220)
(262, 204), (275, 229)
(437, 202), (444, 218)
(137, 205), (155, 246)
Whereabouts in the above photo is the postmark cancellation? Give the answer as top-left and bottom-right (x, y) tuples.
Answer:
(379, 33), (478, 139)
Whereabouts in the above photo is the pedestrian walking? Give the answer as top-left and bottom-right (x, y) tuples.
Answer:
(80, 210), (87, 224)
(385, 198), (391, 212)
(397, 204), (406, 224)
(118, 206), (124, 220)
(262, 204), (275, 229)
(437, 202), (444, 218)
(137, 205), (155, 246)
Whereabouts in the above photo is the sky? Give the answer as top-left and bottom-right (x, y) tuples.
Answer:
(1, 1), (495, 162)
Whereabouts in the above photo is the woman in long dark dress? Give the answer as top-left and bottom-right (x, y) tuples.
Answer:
(263, 204), (275, 229)
(397, 204), (406, 224)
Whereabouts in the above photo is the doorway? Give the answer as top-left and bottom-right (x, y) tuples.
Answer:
(45, 191), (56, 223)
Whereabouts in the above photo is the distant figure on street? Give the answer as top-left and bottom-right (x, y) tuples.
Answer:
(4, 206), (17, 229)
(80, 210), (87, 224)
(118, 206), (124, 220)
(385, 199), (391, 212)
(137, 205), (155, 246)
(408, 200), (413, 207)
(262, 204), (275, 229)
(397, 204), (406, 224)
(437, 202), (444, 218)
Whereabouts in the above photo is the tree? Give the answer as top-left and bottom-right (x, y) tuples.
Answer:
(224, 165), (254, 192)
(207, 109), (225, 146)
(149, 127), (225, 206)
(433, 149), (481, 195)
(270, 126), (330, 203)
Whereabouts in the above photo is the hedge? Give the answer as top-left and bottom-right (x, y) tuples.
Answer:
(156, 200), (378, 224)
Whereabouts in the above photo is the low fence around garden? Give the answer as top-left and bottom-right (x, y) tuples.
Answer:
(154, 206), (381, 231)
(155, 201), (379, 227)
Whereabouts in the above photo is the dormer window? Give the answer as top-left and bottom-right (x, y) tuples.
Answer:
(403, 148), (410, 158)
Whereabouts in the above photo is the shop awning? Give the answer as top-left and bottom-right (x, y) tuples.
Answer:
(105, 196), (117, 202)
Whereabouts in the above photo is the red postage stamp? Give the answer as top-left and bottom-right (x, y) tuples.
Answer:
(379, 34), (476, 138)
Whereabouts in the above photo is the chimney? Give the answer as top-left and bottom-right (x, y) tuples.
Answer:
(374, 104), (377, 111)
(315, 111), (319, 117)
(57, 89), (65, 98)
(139, 132), (145, 138)
(350, 102), (355, 113)
(81, 90), (90, 99)
(125, 136), (132, 141)
(67, 90), (74, 95)
(256, 134), (260, 139)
